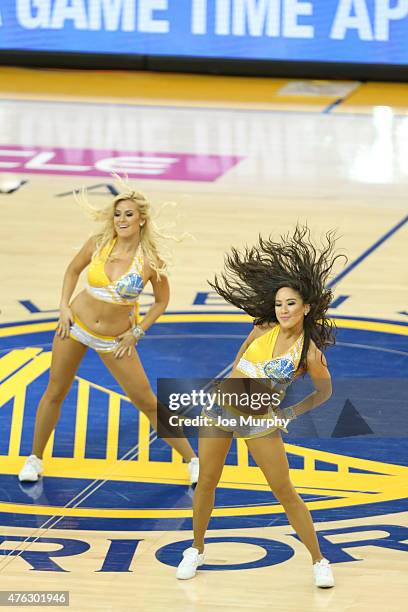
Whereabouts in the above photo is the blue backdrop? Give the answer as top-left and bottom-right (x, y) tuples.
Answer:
(0, 1), (407, 64)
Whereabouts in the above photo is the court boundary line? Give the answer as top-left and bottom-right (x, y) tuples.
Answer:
(322, 98), (343, 114)
(1, 313), (407, 331)
(328, 214), (408, 288)
(1, 96), (407, 118)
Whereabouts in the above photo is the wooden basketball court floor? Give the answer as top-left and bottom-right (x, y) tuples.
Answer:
(0, 68), (407, 611)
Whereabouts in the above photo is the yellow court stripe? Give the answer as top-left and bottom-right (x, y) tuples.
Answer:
(0, 316), (407, 337)
(236, 439), (249, 468)
(171, 448), (184, 464)
(0, 68), (349, 111)
(0, 322), (58, 337)
(161, 314), (251, 323)
(303, 456), (314, 472)
(82, 378), (129, 401)
(0, 348), (43, 383)
(2, 68), (406, 114)
(334, 81), (408, 115)
(284, 443), (408, 476)
(0, 488), (406, 519)
(138, 412), (151, 464)
(106, 394), (121, 462)
(333, 318), (408, 335)
(8, 389), (26, 458)
(74, 379), (90, 459)
(0, 352), (51, 408)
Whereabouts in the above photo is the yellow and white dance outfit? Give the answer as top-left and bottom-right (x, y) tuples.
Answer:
(69, 239), (144, 353)
(204, 325), (304, 438)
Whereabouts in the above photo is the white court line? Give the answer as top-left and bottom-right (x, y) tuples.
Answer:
(337, 341), (408, 357)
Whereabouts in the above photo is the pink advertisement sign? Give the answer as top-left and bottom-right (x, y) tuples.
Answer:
(0, 146), (242, 182)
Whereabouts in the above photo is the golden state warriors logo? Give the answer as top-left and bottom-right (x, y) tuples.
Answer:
(0, 314), (407, 533)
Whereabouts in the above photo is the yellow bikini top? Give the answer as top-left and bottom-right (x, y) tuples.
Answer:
(86, 239), (145, 308)
(236, 324), (304, 384)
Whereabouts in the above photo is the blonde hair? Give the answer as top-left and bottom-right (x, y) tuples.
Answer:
(74, 176), (182, 277)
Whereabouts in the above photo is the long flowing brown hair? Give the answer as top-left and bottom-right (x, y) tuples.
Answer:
(209, 224), (347, 369)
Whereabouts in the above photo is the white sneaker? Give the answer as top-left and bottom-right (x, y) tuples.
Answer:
(188, 457), (199, 485)
(313, 558), (334, 588)
(18, 455), (43, 482)
(176, 547), (205, 580)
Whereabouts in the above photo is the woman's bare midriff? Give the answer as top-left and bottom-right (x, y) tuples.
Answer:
(70, 290), (134, 336)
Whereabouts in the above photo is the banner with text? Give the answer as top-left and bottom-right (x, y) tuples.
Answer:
(0, 1), (407, 65)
